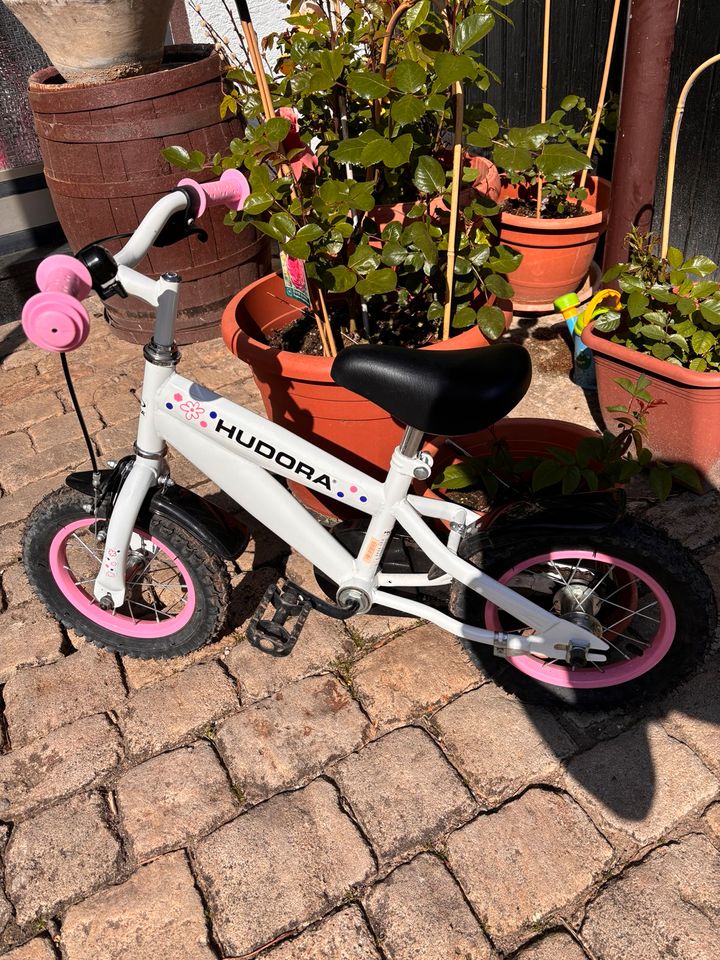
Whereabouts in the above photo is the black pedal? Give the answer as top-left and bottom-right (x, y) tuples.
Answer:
(246, 581), (311, 657)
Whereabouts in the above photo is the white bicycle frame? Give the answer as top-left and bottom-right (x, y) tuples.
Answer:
(89, 190), (608, 665)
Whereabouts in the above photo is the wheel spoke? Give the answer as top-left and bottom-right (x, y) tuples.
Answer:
(70, 532), (103, 563)
(603, 600), (662, 634)
(598, 595), (659, 624)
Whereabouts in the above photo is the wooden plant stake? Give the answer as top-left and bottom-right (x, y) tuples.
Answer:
(536, 0), (551, 218)
(661, 53), (720, 258)
(442, 81), (465, 342)
(234, 0), (337, 356)
(579, 0), (622, 191)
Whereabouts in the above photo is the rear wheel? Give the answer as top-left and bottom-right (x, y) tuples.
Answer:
(24, 487), (230, 659)
(449, 517), (714, 708)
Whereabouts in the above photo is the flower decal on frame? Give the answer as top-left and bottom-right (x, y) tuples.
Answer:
(179, 399), (206, 421)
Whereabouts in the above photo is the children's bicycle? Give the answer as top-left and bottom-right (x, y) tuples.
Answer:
(20, 171), (715, 708)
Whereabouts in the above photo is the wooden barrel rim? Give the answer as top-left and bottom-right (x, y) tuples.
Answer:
(34, 106), (222, 143)
(28, 45), (220, 113)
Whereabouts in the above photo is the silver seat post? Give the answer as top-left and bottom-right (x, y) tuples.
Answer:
(398, 426), (425, 458)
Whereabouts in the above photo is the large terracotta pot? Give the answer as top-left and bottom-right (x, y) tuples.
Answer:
(583, 321), (720, 483)
(498, 176), (611, 306)
(6, 0), (175, 83)
(221, 273), (491, 515)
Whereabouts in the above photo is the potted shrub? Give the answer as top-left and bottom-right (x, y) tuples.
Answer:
(483, 96), (611, 306)
(582, 229), (720, 481)
(421, 374), (699, 512)
(167, 0), (520, 511)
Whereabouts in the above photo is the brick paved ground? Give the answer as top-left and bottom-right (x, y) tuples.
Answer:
(1, 302), (720, 958)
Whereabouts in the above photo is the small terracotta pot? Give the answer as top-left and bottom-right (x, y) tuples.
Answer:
(373, 155), (502, 229)
(221, 273), (491, 515)
(415, 418), (599, 520)
(498, 176), (611, 306)
(583, 321), (720, 482)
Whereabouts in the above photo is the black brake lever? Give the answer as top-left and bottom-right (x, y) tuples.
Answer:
(152, 186), (207, 248)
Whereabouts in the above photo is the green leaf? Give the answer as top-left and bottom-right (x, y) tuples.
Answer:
(282, 238), (310, 260)
(682, 254), (717, 277)
(536, 143), (592, 178)
(691, 329), (715, 355)
(649, 465), (672, 502)
(393, 60), (426, 94)
(493, 144), (533, 173)
(348, 244), (381, 273)
(560, 95), (580, 111)
(295, 223), (324, 242)
(406, 221), (438, 265)
(326, 265), (356, 293)
(670, 462), (703, 492)
(242, 192), (274, 215)
(593, 309), (621, 333)
(435, 461), (479, 490)
(506, 122), (556, 149)
(639, 324), (665, 341)
(433, 52), (477, 89)
(405, 0), (429, 30)
(484, 274), (513, 299)
(263, 117), (292, 143)
(161, 146), (205, 171)
(650, 342), (673, 360)
(347, 70), (390, 99)
(427, 300), (444, 322)
(381, 241), (408, 266)
(666, 246), (684, 269)
(627, 291), (649, 319)
(454, 12), (495, 52)
(318, 49), (344, 80)
(391, 94), (426, 126)
(355, 268), (398, 298)
(475, 304), (506, 340)
(452, 306), (476, 328)
(699, 299), (720, 325)
(269, 212), (296, 241)
(412, 156), (446, 194)
(692, 280), (719, 298)
(531, 459), (567, 492)
(561, 466), (582, 495)
(690, 356), (708, 372)
(332, 138), (367, 165)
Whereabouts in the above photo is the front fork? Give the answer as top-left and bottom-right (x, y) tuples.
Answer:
(92, 273), (179, 608)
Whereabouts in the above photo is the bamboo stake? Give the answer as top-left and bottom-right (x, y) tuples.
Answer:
(233, 0), (337, 356)
(661, 53), (720, 258)
(579, 0), (621, 190)
(536, 0), (551, 218)
(442, 81), (465, 342)
(379, 0), (418, 78)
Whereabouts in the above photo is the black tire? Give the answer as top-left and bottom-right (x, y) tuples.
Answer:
(23, 487), (230, 659)
(449, 516), (715, 709)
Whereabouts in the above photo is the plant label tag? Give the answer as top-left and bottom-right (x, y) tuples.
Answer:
(281, 252), (311, 308)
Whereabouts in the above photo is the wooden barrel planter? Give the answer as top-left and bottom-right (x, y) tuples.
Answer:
(28, 44), (271, 344)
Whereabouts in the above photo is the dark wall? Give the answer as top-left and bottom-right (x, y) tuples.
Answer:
(472, 0), (720, 264)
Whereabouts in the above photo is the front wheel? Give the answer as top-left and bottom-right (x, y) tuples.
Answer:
(449, 517), (715, 708)
(24, 487), (230, 659)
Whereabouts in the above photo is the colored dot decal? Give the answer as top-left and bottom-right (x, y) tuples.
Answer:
(336, 491), (344, 498)
(200, 420), (208, 428)
(360, 496), (368, 503)
(349, 485), (358, 493)
(209, 411), (218, 419)
(165, 402), (173, 410)
(173, 392), (183, 402)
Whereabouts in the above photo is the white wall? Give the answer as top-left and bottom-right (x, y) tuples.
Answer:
(185, 0), (287, 59)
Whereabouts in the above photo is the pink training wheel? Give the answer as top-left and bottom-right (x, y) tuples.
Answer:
(22, 255), (92, 352)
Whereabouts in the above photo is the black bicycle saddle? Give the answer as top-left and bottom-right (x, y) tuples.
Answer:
(331, 341), (532, 436)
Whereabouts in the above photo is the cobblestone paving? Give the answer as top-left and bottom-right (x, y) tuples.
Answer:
(1, 305), (720, 958)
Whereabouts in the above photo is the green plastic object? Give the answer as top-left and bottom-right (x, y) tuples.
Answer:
(554, 292), (581, 312)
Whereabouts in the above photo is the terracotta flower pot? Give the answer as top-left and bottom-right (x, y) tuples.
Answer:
(6, 0), (175, 83)
(415, 418), (599, 520)
(583, 321), (720, 482)
(221, 273), (491, 515)
(373, 156), (502, 229)
(498, 176), (611, 306)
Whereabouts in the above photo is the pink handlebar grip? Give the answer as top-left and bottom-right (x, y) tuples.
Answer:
(178, 169), (250, 217)
(22, 254), (92, 353)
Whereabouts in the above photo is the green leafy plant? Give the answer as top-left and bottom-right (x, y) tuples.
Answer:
(595, 228), (720, 371)
(435, 375), (701, 503)
(477, 95), (603, 216)
(163, 0), (519, 344)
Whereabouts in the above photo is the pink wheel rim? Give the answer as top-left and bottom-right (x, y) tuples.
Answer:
(49, 518), (196, 639)
(484, 550), (676, 689)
